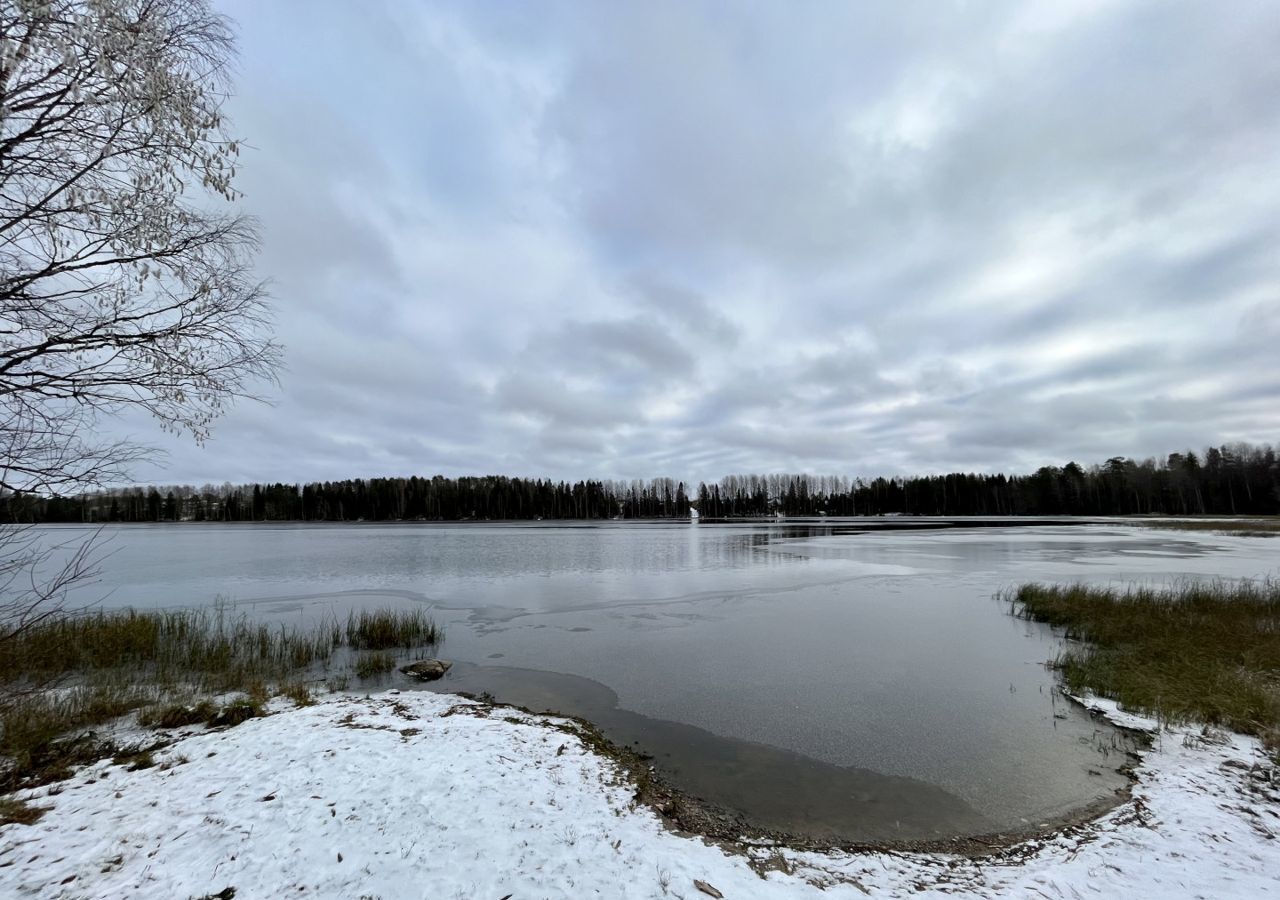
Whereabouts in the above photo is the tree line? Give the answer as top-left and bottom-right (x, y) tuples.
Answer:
(1, 442), (1277, 523)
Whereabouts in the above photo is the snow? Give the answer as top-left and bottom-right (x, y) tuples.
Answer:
(1, 690), (1276, 899)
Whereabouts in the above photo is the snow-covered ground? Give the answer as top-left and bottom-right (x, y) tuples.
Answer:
(1, 690), (1276, 899)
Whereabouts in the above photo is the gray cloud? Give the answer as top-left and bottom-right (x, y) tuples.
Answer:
(114, 0), (1280, 486)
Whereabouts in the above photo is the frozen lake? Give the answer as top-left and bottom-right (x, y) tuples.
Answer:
(40, 519), (1279, 841)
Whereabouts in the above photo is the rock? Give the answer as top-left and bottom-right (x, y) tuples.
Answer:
(694, 880), (724, 898)
(399, 659), (452, 681)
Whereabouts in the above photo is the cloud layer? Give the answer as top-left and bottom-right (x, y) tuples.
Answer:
(119, 0), (1280, 485)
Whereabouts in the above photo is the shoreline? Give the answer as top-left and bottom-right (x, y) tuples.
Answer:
(450, 688), (1147, 858)
(18, 514), (1280, 530)
(415, 658), (1144, 849)
(2, 687), (1274, 898)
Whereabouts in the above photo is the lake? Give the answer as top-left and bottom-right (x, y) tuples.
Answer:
(39, 519), (1278, 843)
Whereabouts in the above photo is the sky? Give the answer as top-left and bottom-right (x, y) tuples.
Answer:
(120, 0), (1280, 486)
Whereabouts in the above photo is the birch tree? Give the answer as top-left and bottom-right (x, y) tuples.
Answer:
(0, 0), (278, 631)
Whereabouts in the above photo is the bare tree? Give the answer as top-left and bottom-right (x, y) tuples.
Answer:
(0, 0), (279, 634)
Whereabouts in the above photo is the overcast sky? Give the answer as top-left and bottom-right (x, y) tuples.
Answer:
(120, 0), (1280, 486)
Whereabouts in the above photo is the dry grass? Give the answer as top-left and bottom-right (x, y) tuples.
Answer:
(353, 651), (396, 679)
(1010, 579), (1280, 740)
(137, 700), (218, 729)
(0, 605), (441, 790)
(204, 695), (266, 728)
(0, 604), (440, 689)
(0, 682), (152, 780)
(0, 796), (47, 826)
(280, 681), (315, 707)
(346, 608), (441, 650)
(1138, 518), (1280, 537)
(0, 605), (338, 691)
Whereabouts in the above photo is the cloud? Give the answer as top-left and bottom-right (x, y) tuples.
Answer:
(111, 0), (1280, 486)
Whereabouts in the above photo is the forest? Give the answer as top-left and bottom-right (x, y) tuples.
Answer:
(2, 442), (1276, 524)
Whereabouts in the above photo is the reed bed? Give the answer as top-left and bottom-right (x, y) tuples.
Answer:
(353, 651), (396, 679)
(0, 605), (440, 787)
(1138, 518), (1280, 536)
(1010, 579), (1280, 746)
(0, 606), (337, 692)
(346, 608), (441, 650)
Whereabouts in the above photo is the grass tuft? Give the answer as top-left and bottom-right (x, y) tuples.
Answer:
(353, 651), (396, 679)
(207, 696), (265, 728)
(346, 608), (441, 650)
(138, 700), (218, 730)
(113, 748), (156, 771)
(280, 682), (315, 707)
(0, 795), (47, 826)
(0, 604), (441, 789)
(1009, 578), (1280, 738)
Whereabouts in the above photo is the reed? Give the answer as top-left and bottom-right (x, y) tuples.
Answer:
(1139, 518), (1280, 536)
(0, 604), (441, 788)
(0, 604), (338, 690)
(353, 651), (396, 679)
(1010, 578), (1280, 744)
(346, 607), (441, 650)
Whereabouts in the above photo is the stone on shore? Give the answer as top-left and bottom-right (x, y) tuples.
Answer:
(400, 659), (452, 681)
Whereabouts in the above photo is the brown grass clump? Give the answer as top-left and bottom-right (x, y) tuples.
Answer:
(0, 796), (47, 826)
(346, 608), (441, 650)
(1139, 518), (1280, 537)
(354, 651), (396, 679)
(1010, 578), (1280, 739)
(0, 605), (441, 788)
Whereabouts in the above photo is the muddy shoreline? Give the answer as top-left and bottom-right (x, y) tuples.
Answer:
(436, 684), (1147, 859)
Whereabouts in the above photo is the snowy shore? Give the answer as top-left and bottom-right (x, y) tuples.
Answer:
(0, 690), (1276, 899)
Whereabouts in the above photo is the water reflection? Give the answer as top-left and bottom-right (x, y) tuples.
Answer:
(419, 662), (1001, 842)
(38, 519), (1276, 838)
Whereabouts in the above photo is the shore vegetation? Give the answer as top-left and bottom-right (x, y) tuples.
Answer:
(1011, 579), (1280, 752)
(1136, 518), (1280, 537)
(0, 605), (440, 790)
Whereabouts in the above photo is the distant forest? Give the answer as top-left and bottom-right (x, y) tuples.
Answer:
(2, 442), (1277, 523)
